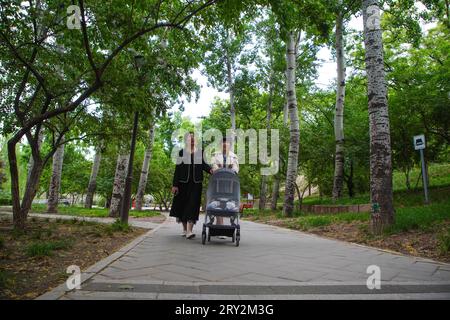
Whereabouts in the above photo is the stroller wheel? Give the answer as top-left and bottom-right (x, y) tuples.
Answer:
(235, 235), (240, 247)
(232, 232), (235, 243)
(207, 233), (211, 242)
(201, 231), (206, 245)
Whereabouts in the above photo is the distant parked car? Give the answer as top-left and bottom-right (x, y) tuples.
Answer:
(59, 199), (70, 206)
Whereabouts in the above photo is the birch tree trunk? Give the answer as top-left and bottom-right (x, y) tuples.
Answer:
(332, 5), (346, 202)
(283, 31), (301, 217)
(259, 72), (274, 210)
(135, 126), (155, 211)
(226, 29), (236, 149)
(47, 136), (65, 213)
(362, 0), (395, 230)
(270, 177), (280, 210)
(109, 154), (129, 217)
(283, 76), (288, 125)
(84, 148), (102, 209)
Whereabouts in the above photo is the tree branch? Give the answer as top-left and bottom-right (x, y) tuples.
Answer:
(0, 31), (52, 98)
(78, 0), (100, 82)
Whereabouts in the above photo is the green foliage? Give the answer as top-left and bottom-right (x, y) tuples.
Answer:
(300, 79), (370, 197)
(257, 201), (450, 236)
(38, 142), (91, 198)
(302, 164), (450, 206)
(0, 190), (11, 205)
(384, 203), (450, 234)
(297, 216), (333, 229)
(108, 220), (131, 233)
(25, 240), (73, 257)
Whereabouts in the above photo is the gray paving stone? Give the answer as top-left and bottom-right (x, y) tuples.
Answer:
(38, 214), (450, 300)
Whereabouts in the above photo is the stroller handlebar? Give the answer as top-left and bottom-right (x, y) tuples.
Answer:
(211, 168), (238, 175)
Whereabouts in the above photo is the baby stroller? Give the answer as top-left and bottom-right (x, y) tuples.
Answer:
(202, 168), (241, 246)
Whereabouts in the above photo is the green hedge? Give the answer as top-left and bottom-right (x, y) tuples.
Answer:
(0, 190), (11, 205)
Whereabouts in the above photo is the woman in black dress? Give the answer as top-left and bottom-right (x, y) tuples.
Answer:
(170, 132), (212, 239)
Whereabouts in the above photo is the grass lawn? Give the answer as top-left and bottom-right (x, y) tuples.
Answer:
(0, 215), (147, 299)
(30, 204), (163, 218)
(300, 163), (450, 206)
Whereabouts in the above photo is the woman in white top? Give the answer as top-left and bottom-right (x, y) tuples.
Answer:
(210, 137), (239, 174)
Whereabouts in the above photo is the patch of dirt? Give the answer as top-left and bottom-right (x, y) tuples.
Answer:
(131, 215), (166, 224)
(246, 215), (450, 263)
(0, 216), (147, 300)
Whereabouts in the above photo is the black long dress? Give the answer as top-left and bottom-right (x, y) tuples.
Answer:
(170, 149), (211, 224)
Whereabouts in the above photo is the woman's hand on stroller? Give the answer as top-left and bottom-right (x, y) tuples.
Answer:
(171, 186), (179, 195)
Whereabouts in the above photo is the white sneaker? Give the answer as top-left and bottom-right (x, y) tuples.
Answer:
(181, 231), (187, 237)
(186, 232), (195, 239)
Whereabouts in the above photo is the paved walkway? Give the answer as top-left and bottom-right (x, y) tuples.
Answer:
(38, 215), (450, 300)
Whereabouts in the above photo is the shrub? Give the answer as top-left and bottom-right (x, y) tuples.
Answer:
(108, 220), (131, 233)
(297, 216), (332, 230)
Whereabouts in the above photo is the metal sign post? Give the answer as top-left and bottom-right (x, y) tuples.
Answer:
(413, 134), (429, 204)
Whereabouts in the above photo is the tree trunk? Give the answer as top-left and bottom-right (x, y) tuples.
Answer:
(109, 153), (129, 217)
(0, 159), (6, 188)
(283, 31), (301, 217)
(135, 126), (155, 211)
(362, 0), (395, 231)
(259, 176), (268, 211)
(26, 128), (44, 185)
(347, 158), (354, 198)
(8, 137), (44, 229)
(404, 168), (411, 190)
(104, 195), (111, 209)
(259, 72), (274, 211)
(226, 29), (236, 149)
(271, 177), (280, 210)
(294, 182), (302, 212)
(332, 5), (346, 202)
(47, 136), (65, 213)
(84, 148), (102, 208)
